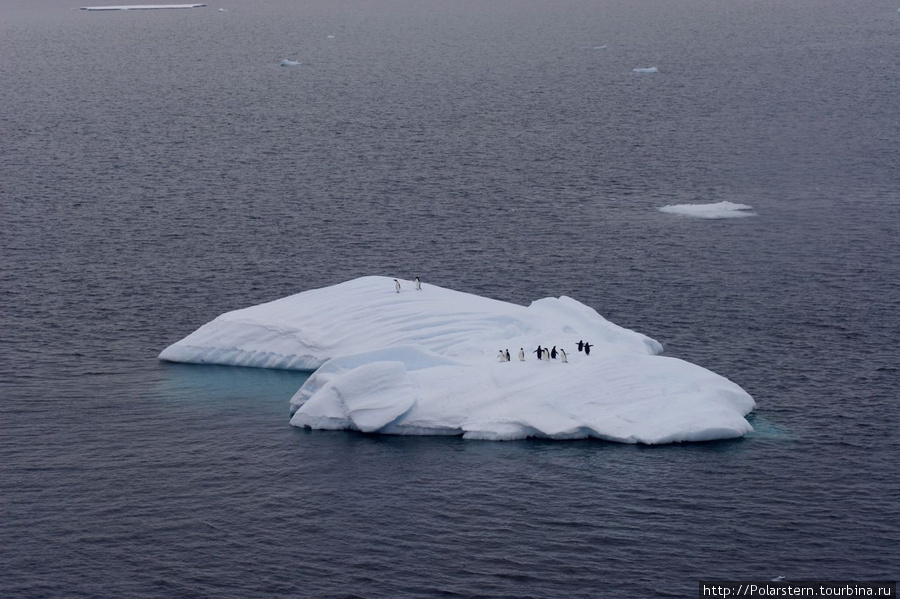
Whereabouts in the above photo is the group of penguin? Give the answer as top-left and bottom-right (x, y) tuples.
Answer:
(394, 277), (421, 292)
(497, 341), (593, 364)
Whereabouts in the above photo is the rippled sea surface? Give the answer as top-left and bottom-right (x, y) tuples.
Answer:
(2, 0), (898, 597)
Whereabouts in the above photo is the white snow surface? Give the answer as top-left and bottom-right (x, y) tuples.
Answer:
(80, 4), (205, 9)
(659, 201), (756, 219)
(160, 276), (755, 443)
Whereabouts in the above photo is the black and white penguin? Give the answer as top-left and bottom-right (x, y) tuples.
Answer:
(505, 349), (510, 362)
(577, 340), (584, 352)
(394, 279), (401, 293)
(497, 350), (506, 362)
(415, 276), (421, 291)
(518, 348), (525, 361)
(584, 342), (591, 356)
(542, 348), (550, 361)
(550, 346), (558, 359)
(533, 345), (543, 359)
(559, 348), (568, 363)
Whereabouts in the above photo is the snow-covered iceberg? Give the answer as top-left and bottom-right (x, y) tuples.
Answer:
(659, 201), (756, 219)
(80, 4), (205, 10)
(160, 276), (755, 443)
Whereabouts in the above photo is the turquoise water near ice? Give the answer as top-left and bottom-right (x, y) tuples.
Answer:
(2, 0), (898, 596)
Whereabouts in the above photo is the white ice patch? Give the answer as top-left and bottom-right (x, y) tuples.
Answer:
(280, 59), (300, 67)
(80, 4), (205, 9)
(659, 201), (756, 219)
(633, 67), (659, 74)
(161, 276), (756, 444)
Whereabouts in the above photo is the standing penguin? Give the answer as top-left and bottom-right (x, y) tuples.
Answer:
(533, 345), (543, 360)
(518, 348), (525, 361)
(542, 348), (550, 361)
(505, 349), (511, 362)
(415, 276), (421, 290)
(394, 279), (401, 293)
(584, 342), (591, 356)
(497, 350), (507, 362)
(550, 346), (558, 359)
(577, 340), (584, 352)
(559, 348), (568, 363)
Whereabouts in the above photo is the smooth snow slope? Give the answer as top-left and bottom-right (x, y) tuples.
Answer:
(160, 276), (755, 443)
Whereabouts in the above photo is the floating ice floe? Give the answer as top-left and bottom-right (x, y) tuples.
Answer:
(218, 7), (226, 11)
(80, 3), (205, 9)
(659, 201), (756, 219)
(280, 59), (300, 67)
(160, 276), (755, 443)
(594, 45), (607, 50)
(633, 67), (659, 74)
(327, 34), (335, 39)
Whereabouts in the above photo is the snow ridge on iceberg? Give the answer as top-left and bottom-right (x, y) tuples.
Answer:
(160, 276), (755, 444)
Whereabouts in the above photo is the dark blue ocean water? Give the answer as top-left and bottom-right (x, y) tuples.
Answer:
(2, 0), (898, 597)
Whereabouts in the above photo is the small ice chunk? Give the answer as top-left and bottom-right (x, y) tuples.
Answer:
(280, 59), (300, 67)
(594, 45), (607, 50)
(218, 7), (226, 11)
(80, 3), (205, 9)
(633, 67), (658, 74)
(659, 201), (756, 219)
(327, 34), (335, 39)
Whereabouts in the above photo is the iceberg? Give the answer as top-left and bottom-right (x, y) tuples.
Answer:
(160, 276), (755, 443)
(80, 4), (205, 10)
(659, 201), (756, 219)
(633, 67), (659, 74)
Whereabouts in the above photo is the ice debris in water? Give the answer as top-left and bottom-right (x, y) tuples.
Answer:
(327, 35), (335, 39)
(159, 276), (756, 444)
(659, 201), (756, 219)
(280, 59), (300, 67)
(594, 45), (607, 50)
(633, 67), (659, 74)
(80, 3), (205, 9)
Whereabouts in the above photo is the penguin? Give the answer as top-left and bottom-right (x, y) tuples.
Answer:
(559, 348), (568, 363)
(584, 342), (591, 356)
(533, 345), (543, 359)
(415, 276), (421, 291)
(542, 349), (550, 361)
(577, 340), (584, 352)
(394, 279), (401, 293)
(505, 349), (510, 362)
(497, 350), (506, 362)
(550, 346), (558, 359)
(518, 348), (525, 361)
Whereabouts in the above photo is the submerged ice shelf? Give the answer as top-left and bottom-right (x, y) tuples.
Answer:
(160, 276), (755, 443)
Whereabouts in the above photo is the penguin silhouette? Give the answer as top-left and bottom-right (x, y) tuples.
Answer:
(550, 346), (558, 359)
(394, 279), (401, 293)
(533, 345), (543, 359)
(518, 348), (525, 361)
(577, 340), (584, 352)
(505, 349), (510, 362)
(415, 276), (421, 291)
(584, 342), (591, 356)
(559, 348), (568, 363)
